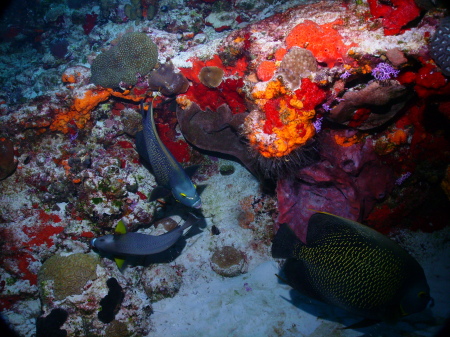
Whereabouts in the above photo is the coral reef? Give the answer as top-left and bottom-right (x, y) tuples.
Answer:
(90, 32), (158, 88)
(146, 61), (190, 96)
(285, 19), (355, 67)
(38, 253), (99, 301)
(276, 129), (396, 243)
(277, 47), (318, 90)
(176, 102), (256, 175)
(0, 0), (449, 335)
(329, 80), (408, 127)
(210, 246), (247, 277)
(368, 0), (421, 36)
(244, 78), (325, 159)
(0, 138), (17, 180)
(141, 264), (183, 301)
(198, 66), (224, 88)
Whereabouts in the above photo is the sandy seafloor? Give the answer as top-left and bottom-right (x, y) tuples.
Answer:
(1, 0), (450, 336)
(145, 161), (450, 337)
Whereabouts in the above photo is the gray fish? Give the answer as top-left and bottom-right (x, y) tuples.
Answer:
(91, 213), (199, 269)
(272, 211), (431, 327)
(136, 101), (201, 208)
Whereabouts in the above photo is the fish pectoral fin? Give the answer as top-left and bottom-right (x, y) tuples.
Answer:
(184, 165), (200, 178)
(195, 184), (207, 196)
(149, 186), (171, 201)
(341, 318), (380, 330)
(114, 257), (127, 272)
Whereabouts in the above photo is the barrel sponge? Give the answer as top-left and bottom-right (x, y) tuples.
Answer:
(91, 32), (158, 88)
(38, 253), (100, 300)
(277, 47), (318, 90)
(430, 17), (450, 76)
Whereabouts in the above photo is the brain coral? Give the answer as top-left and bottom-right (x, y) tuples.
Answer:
(430, 17), (450, 76)
(38, 253), (99, 300)
(277, 47), (318, 90)
(91, 32), (158, 88)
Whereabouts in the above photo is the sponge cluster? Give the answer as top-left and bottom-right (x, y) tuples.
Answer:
(430, 17), (450, 76)
(91, 32), (158, 88)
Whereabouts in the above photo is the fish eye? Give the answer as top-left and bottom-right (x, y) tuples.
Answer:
(418, 291), (428, 298)
(194, 184), (197, 188)
(180, 193), (187, 198)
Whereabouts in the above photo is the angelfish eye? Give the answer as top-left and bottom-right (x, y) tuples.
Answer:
(418, 291), (428, 298)
(180, 193), (187, 198)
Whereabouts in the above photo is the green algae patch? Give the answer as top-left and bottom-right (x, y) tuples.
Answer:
(38, 253), (100, 301)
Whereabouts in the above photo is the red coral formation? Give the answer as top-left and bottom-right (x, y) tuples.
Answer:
(178, 55), (247, 114)
(83, 13), (98, 35)
(156, 123), (191, 163)
(180, 54), (247, 84)
(397, 61), (450, 98)
(179, 78), (246, 114)
(285, 19), (355, 68)
(367, 0), (421, 36)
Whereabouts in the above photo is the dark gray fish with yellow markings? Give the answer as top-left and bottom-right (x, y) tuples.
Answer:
(271, 211), (431, 327)
(91, 213), (199, 269)
(135, 100), (201, 208)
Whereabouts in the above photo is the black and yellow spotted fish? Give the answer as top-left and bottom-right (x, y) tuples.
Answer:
(272, 211), (431, 326)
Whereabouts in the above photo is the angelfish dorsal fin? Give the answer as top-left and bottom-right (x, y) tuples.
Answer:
(115, 220), (127, 235)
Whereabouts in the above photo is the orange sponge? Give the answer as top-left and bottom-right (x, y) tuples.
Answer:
(285, 20), (356, 68)
(50, 89), (111, 133)
(256, 61), (277, 82)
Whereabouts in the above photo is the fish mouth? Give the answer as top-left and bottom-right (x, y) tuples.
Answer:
(192, 199), (202, 209)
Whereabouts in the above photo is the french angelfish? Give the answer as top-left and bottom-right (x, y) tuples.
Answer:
(91, 213), (200, 269)
(272, 211), (431, 326)
(135, 100), (201, 208)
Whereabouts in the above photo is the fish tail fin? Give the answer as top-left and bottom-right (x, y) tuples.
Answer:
(271, 223), (302, 259)
(180, 212), (200, 231)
